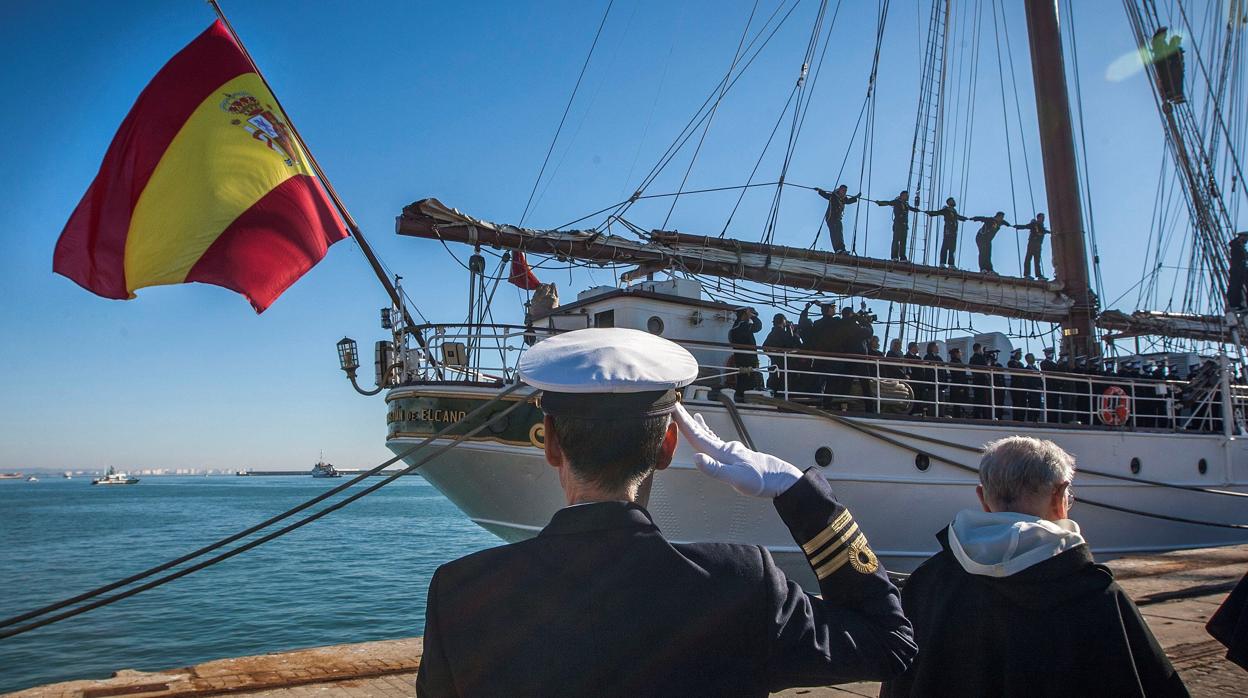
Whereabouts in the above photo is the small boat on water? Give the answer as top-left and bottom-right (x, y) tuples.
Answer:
(25, 475), (38, 482)
(0, 472), (23, 480)
(92, 467), (139, 485)
(310, 460), (341, 478)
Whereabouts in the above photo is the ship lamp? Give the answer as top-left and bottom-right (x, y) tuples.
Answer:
(337, 337), (360, 375)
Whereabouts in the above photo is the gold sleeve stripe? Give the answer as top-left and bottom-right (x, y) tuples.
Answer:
(808, 521), (859, 567)
(801, 509), (853, 555)
(814, 535), (861, 580)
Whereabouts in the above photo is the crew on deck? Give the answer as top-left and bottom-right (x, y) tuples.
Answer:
(716, 297), (1214, 435)
(729, 307), (763, 400)
(763, 312), (802, 393)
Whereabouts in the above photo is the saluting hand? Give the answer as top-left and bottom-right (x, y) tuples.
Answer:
(674, 403), (802, 498)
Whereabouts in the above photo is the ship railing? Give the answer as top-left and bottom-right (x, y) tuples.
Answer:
(688, 340), (1239, 434)
(401, 323), (560, 384)
(398, 324), (1244, 433)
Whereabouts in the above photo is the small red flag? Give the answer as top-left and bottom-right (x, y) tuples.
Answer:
(509, 250), (541, 290)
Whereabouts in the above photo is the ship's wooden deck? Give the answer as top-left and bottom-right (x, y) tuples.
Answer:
(11, 545), (1248, 697)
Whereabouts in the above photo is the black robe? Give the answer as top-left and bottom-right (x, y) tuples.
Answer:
(880, 529), (1188, 698)
(1207, 569), (1248, 671)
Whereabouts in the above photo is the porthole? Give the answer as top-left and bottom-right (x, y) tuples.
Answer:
(1130, 457), (1141, 474)
(815, 447), (834, 467)
(646, 316), (665, 335)
(915, 454), (930, 471)
(1198, 458), (1208, 475)
(488, 412), (509, 434)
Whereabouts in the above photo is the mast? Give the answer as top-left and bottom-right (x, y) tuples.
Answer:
(1023, 0), (1099, 359)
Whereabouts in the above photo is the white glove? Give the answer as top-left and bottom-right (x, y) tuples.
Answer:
(673, 403), (803, 498)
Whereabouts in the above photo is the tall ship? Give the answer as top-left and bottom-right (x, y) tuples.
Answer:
(339, 1), (1248, 584)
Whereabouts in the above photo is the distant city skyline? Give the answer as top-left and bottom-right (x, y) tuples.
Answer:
(2, 1), (1241, 470)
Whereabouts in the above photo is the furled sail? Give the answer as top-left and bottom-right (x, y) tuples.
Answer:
(1098, 310), (1233, 344)
(397, 199), (1073, 322)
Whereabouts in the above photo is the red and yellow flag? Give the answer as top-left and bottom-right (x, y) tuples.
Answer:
(54, 20), (347, 313)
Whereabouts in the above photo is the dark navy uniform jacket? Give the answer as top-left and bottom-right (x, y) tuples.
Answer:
(416, 469), (916, 697)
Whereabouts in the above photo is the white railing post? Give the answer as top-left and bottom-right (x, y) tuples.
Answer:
(783, 353), (790, 400)
(875, 359), (882, 414)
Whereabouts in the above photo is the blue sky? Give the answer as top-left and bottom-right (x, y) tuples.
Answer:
(0, 1), (1234, 470)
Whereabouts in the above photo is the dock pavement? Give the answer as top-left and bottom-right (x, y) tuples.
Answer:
(9, 544), (1247, 697)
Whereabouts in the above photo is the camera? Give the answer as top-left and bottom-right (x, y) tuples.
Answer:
(854, 302), (877, 324)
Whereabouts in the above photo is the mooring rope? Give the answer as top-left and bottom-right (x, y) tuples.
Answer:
(0, 383), (532, 640)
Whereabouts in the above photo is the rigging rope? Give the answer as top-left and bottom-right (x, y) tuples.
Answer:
(661, 0), (759, 230)
(519, 0), (614, 227)
(1064, 0), (1106, 306)
(602, 0), (802, 231)
(760, 0), (834, 253)
(851, 0), (892, 255)
(989, 0), (1024, 274)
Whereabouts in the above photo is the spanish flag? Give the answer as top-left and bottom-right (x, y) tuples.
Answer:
(54, 20), (347, 313)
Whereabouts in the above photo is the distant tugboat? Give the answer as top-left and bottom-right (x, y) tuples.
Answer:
(310, 460), (341, 478)
(92, 467), (139, 485)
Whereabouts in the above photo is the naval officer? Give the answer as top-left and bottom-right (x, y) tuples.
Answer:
(416, 327), (916, 697)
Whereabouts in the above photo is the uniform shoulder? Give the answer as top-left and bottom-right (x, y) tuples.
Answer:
(674, 541), (770, 580)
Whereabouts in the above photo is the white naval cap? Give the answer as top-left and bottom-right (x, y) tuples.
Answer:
(518, 328), (699, 418)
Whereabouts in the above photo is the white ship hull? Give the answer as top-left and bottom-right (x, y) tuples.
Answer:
(387, 385), (1248, 587)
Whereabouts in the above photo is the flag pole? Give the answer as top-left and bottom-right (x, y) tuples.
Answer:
(206, 0), (424, 338)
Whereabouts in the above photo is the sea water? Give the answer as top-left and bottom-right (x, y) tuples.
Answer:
(0, 475), (500, 693)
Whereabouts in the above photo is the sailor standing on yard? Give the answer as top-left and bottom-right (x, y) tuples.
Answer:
(415, 328), (916, 697)
(968, 211), (1010, 274)
(875, 190), (921, 262)
(814, 184), (861, 254)
(1012, 212), (1050, 280)
(924, 197), (968, 269)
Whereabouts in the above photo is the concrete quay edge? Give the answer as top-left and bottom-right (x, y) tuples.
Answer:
(8, 544), (1248, 697)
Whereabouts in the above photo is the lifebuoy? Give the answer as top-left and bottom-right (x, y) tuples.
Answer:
(1098, 386), (1130, 426)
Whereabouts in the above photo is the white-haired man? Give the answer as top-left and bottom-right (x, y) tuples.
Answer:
(880, 436), (1188, 697)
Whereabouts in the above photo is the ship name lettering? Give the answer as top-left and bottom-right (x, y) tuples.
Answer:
(413, 408), (468, 423)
